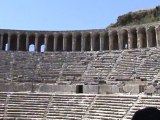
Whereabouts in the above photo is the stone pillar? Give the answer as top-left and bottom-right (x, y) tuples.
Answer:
(44, 34), (48, 52)
(54, 33), (58, 51)
(16, 34), (19, 50)
(72, 33), (76, 51)
(0, 34), (3, 50)
(81, 32), (85, 51)
(156, 26), (160, 47)
(7, 33), (11, 51)
(26, 33), (29, 51)
(146, 28), (150, 47)
(118, 31), (123, 50)
(127, 29), (131, 49)
(63, 33), (67, 51)
(35, 33), (38, 52)
(90, 32), (93, 51)
(100, 32), (104, 51)
(109, 31), (113, 50)
(137, 28), (141, 48)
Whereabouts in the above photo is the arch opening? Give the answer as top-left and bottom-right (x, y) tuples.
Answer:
(75, 33), (81, 51)
(57, 34), (63, 51)
(38, 34), (45, 52)
(84, 33), (91, 51)
(93, 33), (100, 51)
(66, 34), (72, 51)
(19, 34), (26, 51)
(103, 32), (109, 50)
(139, 28), (147, 48)
(122, 30), (128, 49)
(130, 28), (137, 48)
(29, 34), (35, 52)
(2, 34), (8, 51)
(148, 27), (156, 47)
(47, 35), (54, 51)
(10, 34), (17, 51)
(112, 31), (119, 50)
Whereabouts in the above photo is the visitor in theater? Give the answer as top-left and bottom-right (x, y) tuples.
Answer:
(132, 107), (160, 120)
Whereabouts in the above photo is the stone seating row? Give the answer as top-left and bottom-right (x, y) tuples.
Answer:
(2, 48), (160, 84)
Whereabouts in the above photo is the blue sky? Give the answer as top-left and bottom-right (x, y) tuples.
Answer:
(0, 0), (159, 31)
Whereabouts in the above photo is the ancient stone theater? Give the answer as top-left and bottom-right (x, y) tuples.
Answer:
(0, 6), (160, 120)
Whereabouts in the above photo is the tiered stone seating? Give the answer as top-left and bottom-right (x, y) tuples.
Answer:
(0, 51), (12, 83)
(83, 94), (138, 120)
(0, 93), (8, 119)
(136, 58), (159, 81)
(5, 92), (51, 119)
(108, 49), (144, 80)
(59, 52), (95, 84)
(2, 47), (160, 84)
(37, 52), (66, 83)
(83, 51), (120, 84)
(12, 52), (38, 83)
(124, 95), (160, 120)
(46, 94), (95, 120)
(3, 92), (160, 120)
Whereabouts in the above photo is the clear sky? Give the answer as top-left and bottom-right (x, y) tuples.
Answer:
(0, 0), (159, 31)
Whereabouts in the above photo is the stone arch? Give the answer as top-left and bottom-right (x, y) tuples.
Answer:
(10, 33), (17, 51)
(84, 32), (91, 51)
(121, 29), (128, 49)
(29, 34), (35, 52)
(66, 33), (72, 51)
(2, 33), (8, 51)
(129, 28), (137, 48)
(138, 27), (147, 48)
(147, 26), (156, 47)
(57, 33), (63, 51)
(112, 31), (119, 50)
(19, 33), (26, 51)
(103, 32), (109, 50)
(38, 34), (45, 52)
(93, 32), (100, 51)
(47, 34), (54, 51)
(75, 32), (81, 51)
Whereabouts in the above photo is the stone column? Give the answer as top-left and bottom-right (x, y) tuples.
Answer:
(156, 26), (160, 47)
(128, 29), (132, 49)
(100, 32), (104, 51)
(137, 28), (141, 48)
(7, 33), (11, 51)
(109, 31), (113, 50)
(26, 33), (29, 51)
(44, 34), (48, 52)
(118, 30), (123, 50)
(0, 34), (3, 50)
(63, 33), (67, 51)
(54, 33), (58, 51)
(72, 33), (76, 51)
(35, 33), (38, 52)
(17, 33), (20, 51)
(146, 28), (151, 47)
(81, 32), (85, 51)
(91, 32), (93, 51)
